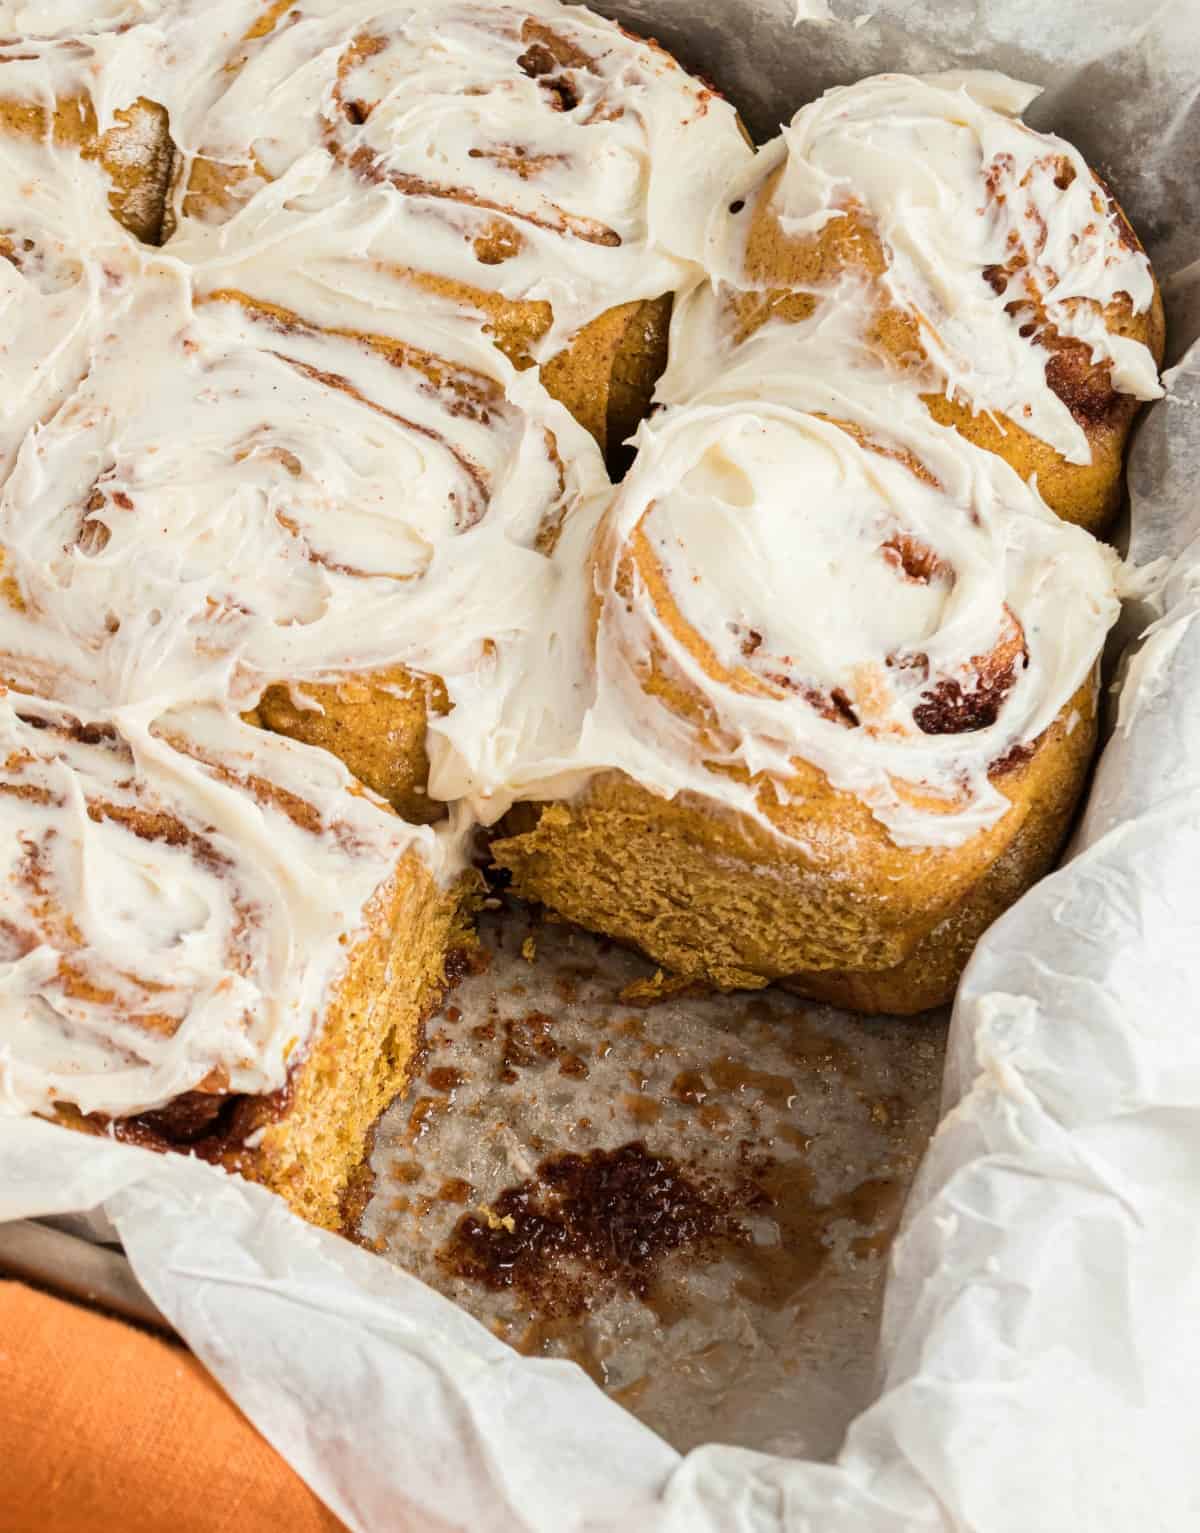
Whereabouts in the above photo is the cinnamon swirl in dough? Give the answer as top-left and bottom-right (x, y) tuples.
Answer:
(664, 72), (1165, 534)
(491, 365), (1120, 1013)
(0, 255), (607, 822)
(0, 7), (1164, 1222)
(1, 694), (470, 1227)
(172, 0), (752, 462)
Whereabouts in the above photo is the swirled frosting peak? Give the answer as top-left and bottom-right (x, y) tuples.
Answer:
(580, 396), (1117, 848)
(0, 693), (447, 1118)
(728, 71), (1162, 464)
(0, 251), (607, 714)
(165, 0), (754, 357)
(450, 321), (1122, 846)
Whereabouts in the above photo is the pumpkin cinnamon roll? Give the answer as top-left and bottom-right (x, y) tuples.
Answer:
(0, 259), (608, 820)
(0, 692), (473, 1229)
(666, 72), (1164, 535)
(169, 0), (752, 461)
(492, 390), (1120, 1014)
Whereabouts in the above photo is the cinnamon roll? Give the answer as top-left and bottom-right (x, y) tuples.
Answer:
(168, 0), (752, 461)
(0, 7), (1166, 1219)
(0, 693), (473, 1227)
(492, 390), (1120, 1013)
(666, 72), (1165, 535)
(0, 256), (608, 820)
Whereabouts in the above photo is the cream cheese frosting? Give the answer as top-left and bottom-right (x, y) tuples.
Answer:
(702, 71), (1162, 464)
(0, 0), (754, 1126)
(0, 64), (143, 479)
(0, 692), (448, 1118)
(0, 6), (1156, 1124)
(582, 403), (1116, 849)
(157, 0), (754, 359)
(436, 293), (1123, 842)
(439, 320), (1121, 847)
(0, 250), (608, 715)
(0, 3), (164, 34)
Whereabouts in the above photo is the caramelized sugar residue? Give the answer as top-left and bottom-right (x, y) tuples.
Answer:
(498, 1009), (561, 1081)
(438, 1136), (903, 1321)
(438, 1141), (739, 1315)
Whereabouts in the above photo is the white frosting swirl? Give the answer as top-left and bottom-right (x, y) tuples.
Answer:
(440, 311), (1122, 847)
(0, 51), (146, 478)
(0, 0), (755, 1126)
(707, 71), (1162, 464)
(160, 0), (753, 356)
(0, 249), (607, 713)
(0, 692), (448, 1119)
(0, 3), (163, 34)
(0, 13), (1150, 1126)
(587, 407), (1115, 848)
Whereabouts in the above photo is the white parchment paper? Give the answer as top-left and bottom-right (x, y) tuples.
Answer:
(3, 1), (1200, 1528)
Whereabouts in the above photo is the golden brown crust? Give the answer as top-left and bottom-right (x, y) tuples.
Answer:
(223, 863), (479, 1228)
(492, 681), (1098, 1012)
(0, 92), (174, 244)
(248, 666), (448, 825)
(541, 294), (673, 460)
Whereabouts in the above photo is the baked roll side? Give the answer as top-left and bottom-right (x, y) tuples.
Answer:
(0, 695), (474, 1228)
(492, 396), (1119, 1012)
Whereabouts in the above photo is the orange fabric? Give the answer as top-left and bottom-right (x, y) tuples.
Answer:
(0, 1280), (348, 1533)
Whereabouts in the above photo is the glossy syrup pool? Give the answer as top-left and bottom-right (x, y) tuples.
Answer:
(360, 901), (947, 1460)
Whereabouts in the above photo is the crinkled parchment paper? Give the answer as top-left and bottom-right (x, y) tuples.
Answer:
(3, 2), (1200, 1528)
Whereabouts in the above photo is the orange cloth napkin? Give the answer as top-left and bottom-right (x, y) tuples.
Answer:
(0, 1280), (347, 1533)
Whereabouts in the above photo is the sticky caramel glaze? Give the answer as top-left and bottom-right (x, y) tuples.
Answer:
(438, 1142), (738, 1313)
(439, 1136), (909, 1322)
(168, 1), (750, 462)
(667, 72), (1163, 535)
